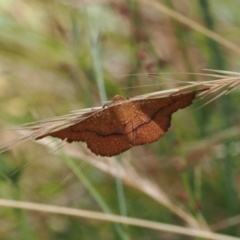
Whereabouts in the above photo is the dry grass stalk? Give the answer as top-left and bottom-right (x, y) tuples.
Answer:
(1, 70), (240, 154)
(0, 198), (238, 240)
(138, 0), (240, 55)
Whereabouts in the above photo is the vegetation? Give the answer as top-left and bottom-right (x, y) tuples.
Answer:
(0, 0), (240, 239)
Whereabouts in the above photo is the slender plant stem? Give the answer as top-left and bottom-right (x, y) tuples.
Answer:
(85, 6), (130, 239)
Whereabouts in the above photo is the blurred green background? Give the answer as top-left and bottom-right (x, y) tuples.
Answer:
(0, 0), (240, 239)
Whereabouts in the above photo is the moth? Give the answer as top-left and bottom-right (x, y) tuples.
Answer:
(31, 89), (205, 157)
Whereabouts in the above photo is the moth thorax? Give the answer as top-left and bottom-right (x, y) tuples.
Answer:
(113, 102), (136, 123)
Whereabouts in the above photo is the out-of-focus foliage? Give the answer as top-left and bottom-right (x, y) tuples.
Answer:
(0, 0), (240, 239)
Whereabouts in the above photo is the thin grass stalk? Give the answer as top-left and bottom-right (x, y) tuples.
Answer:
(86, 10), (107, 102)
(85, 6), (130, 239)
(115, 155), (129, 229)
(69, 13), (93, 107)
(218, 91), (238, 233)
(0, 199), (239, 240)
(17, 209), (35, 240)
(180, 171), (195, 212)
(211, 215), (240, 231)
(221, 146), (239, 235)
(198, 0), (226, 69)
(193, 166), (208, 230)
(61, 154), (129, 240)
(138, 0), (240, 54)
(13, 185), (36, 240)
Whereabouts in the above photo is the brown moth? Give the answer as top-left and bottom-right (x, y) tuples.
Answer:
(34, 90), (204, 157)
